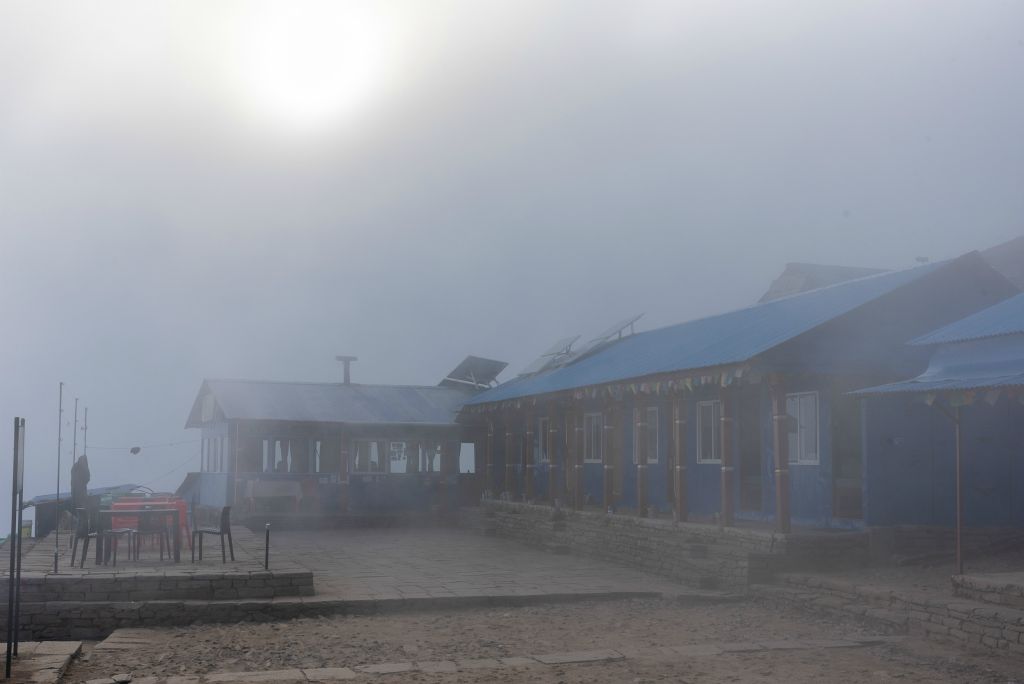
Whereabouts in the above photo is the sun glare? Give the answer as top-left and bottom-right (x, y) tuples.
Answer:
(228, 3), (403, 133)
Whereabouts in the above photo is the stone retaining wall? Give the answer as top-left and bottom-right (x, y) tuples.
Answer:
(461, 500), (783, 590)
(767, 573), (1024, 654)
(0, 570), (314, 603)
(952, 574), (1024, 610)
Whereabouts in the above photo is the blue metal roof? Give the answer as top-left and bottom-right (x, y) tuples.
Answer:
(30, 483), (140, 506)
(187, 379), (475, 427)
(854, 334), (1024, 395)
(911, 291), (1024, 346)
(467, 261), (944, 405)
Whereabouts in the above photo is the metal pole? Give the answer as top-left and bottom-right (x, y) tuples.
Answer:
(82, 407), (88, 458)
(72, 398), (79, 464)
(13, 490), (24, 656)
(55, 382), (63, 574)
(6, 418), (23, 679)
(264, 523), (270, 570)
(955, 406), (963, 575)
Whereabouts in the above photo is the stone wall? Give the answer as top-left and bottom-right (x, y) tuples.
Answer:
(0, 570), (314, 641)
(762, 573), (1024, 654)
(461, 500), (786, 590)
(952, 574), (1024, 610)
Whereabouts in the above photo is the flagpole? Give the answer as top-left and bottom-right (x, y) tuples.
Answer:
(54, 382), (63, 574)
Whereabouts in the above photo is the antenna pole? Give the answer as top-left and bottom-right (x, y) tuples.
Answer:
(82, 407), (88, 457)
(72, 398), (79, 465)
(55, 382), (63, 574)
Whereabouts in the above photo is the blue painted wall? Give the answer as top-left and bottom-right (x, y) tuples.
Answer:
(863, 395), (1024, 527)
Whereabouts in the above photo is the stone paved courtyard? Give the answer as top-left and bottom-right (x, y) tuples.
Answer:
(266, 527), (683, 601)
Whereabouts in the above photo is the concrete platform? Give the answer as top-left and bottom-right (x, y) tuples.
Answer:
(4, 640), (80, 683)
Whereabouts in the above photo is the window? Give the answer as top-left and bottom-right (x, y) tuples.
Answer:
(583, 413), (603, 463)
(787, 392), (819, 465)
(352, 440), (385, 473)
(697, 401), (722, 463)
(536, 417), (550, 463)
(419, 442), (441, 472)
(633, 406), (660, 464)
(389, 441), (407, 474)
(460, 443), (476, 473)
(309, 440), (322, 473)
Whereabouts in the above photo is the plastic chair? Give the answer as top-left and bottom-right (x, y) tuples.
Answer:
(191, 506), (234, 563)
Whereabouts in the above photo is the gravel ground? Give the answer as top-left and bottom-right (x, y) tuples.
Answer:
(67, 599), (1023, 683)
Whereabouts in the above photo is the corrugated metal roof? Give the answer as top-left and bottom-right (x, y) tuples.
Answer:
(854, 334), (1024, 395)
(467, 261), (944, 405)
(187, 379), (474, 427)
(30, 483), (140, 506)
(911, 291), (1024, 346)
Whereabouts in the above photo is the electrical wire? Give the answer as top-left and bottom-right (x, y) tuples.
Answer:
(87, 439), (200, 451)
(137, 453), (201, 489)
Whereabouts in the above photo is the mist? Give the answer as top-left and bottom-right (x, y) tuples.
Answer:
(1, 0), (1022, 527)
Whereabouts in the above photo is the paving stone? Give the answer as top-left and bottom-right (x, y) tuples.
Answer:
(303, 667), (358, 681)
(499, 656), (541, 667)
(207, 669), (306, 682)
(670, 643), (725, 657)
(758, 640), (804, 650)
(165, 677), (202, 684)
(355, 661), (413, 674)
(456, 658), (504, 670)
(716, 642), (763, 652)
(533, 649), (624, 664)
(416, 660), (458, 673)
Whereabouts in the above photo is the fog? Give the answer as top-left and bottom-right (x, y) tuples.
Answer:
(1, 0), (1022, 528)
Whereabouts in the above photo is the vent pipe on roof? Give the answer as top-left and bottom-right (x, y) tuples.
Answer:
(335, 355), (357, 384)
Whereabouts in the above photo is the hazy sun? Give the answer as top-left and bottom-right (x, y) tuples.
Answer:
(228, 2), (404, 133)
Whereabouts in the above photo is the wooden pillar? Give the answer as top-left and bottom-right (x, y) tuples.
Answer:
(547, 411), (558, 505)
(603, 404), (616, 511)
(636, 406), (649, 518)
(573, 411), (585, 510)
(720, 392), (735, 527)
(485, 420), (494, 497)
(672, 397), (688, 522)
(339, 436), (351, 512)
(504, 419), (515, 499)
(440, 440), (456, 512)
(522, 413), (534, 501)
(407, 439), (420, 474)
(771, 380), (792, 533)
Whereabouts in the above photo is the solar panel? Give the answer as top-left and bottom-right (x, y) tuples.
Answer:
(566, 314), (644, 362)
(539, 335), (580, 357)
(516, 335), (581, 376)
(440, 356), (508, 389)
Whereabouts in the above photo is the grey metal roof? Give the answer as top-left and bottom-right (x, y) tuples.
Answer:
(466, 260), (946, 406)
(759, 262), (888, 303)
(186, 379), (474, 427)
(854, 334), (1024, 395)
(911, 292), (1024, 346)
(30, 483), (140, 506)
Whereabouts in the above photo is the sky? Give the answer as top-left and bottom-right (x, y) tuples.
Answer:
(1, 0), (1022, 527)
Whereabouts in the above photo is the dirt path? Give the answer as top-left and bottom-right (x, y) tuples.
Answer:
(65, 598), (1024, 683)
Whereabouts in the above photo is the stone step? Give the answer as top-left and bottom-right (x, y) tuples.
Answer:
(543, 541), (570, 555)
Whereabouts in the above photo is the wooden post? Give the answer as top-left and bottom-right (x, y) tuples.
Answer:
(673, 397), (688, 522)
(603, 404), (616, 511)
(636, 406), (649, 517)
(339, 437), (350, 512)
(771, 379), (791, 533)
(504, 422), (515, 499)
(523, 413), (534, 502)
(485, 419), (494, 497)
(720, 392), (735, 527)
(547, 412), (558, 505)
(573, 411), (585, 510)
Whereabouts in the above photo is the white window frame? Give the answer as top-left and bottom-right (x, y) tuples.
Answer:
(583, 412), (603, 463)
(696, 400), (722, 464)
(351, 440), (386, 474)
(787, 391), (820, 465)
(536, 417), (550, 463)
